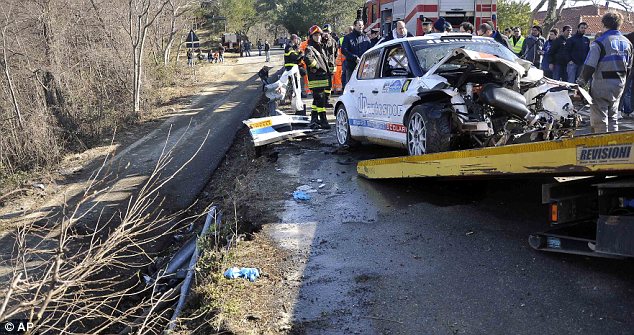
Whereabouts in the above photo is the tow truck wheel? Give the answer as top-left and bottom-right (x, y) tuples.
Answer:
(407, 104), (450, 156)
(336, 105), (357, 147)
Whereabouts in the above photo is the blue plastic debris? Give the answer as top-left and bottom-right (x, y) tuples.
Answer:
(293, 190), (311, 201)
(224, 267), (261, 282)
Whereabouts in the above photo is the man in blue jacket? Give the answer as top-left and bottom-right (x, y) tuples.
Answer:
(565, 22), (590, 83)
(341, 19), (371, 87)
(577, 13), (633, 133)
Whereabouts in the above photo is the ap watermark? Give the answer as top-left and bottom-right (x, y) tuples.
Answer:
(0, 320), (33, 334)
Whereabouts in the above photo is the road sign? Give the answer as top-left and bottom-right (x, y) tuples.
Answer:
(186, 30), (200, 49)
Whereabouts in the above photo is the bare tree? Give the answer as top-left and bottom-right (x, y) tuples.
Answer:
(122, 0), (170, 115)
(0, 4), (23, 129)
(162, 0), (195, 66)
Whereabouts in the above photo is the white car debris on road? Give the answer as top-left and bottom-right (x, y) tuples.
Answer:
(335, 33), (591, 156)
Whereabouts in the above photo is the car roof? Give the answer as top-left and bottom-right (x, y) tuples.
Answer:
(367, 33), (495, 53)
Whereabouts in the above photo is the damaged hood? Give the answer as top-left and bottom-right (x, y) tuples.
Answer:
(424, 48), (527, 79)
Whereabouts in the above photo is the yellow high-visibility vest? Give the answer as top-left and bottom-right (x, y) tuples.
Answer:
(511, 36), (525, 55)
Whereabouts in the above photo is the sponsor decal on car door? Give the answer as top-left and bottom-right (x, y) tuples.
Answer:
(359, 43), (410, 144)
(349, 49), (382, 137)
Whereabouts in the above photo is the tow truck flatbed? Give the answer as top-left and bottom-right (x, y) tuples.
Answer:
(357, 131), (634, 179)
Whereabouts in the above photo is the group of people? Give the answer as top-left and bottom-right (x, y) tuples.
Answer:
(498, 14), (633, 132)
(186, 45), (225, 67)
(282, 12), (632, 133)
(284, 24), (340, 129)
(256, 39), (272, 62)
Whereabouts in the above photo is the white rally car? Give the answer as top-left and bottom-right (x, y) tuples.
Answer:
(335, 33), (589, 155)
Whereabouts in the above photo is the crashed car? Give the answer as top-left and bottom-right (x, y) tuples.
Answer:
(335, 33), (590, 155)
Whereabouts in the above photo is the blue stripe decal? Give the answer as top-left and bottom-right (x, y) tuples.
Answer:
(349, 118), (387, 131)
(601, 54), (628, 63)
(251, 126), (277, 135)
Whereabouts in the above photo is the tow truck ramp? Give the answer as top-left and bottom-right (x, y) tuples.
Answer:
(357, 131), (634, 258)
(357, 131), (634, 179)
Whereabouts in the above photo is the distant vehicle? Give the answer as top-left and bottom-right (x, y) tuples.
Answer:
(335, 33), (589, 156)
(221, 33), (244, 52)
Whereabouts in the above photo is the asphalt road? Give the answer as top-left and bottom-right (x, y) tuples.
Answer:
(262, 123), (634, 334)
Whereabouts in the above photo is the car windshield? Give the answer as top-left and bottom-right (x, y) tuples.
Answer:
(409, 39), (518, 73)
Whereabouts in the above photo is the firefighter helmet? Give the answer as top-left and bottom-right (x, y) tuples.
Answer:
(322, 24), (332, 33)
(308, 25), (323, 36)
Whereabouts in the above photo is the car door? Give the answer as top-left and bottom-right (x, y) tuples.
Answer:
(347, 49), (382, 139)
(369, 43), (412, 145)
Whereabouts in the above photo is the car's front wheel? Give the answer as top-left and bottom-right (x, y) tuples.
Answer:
(407, 104), (451, 156)
(335, 105), (358, 147)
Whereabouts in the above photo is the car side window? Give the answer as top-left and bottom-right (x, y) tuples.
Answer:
(381, 44), (410, 77)
(357, 50), (381, 80)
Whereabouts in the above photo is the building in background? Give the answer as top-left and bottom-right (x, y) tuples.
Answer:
(535, 4), (634, 35)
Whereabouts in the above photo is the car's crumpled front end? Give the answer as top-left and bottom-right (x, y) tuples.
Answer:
(419, 48), (589, 147)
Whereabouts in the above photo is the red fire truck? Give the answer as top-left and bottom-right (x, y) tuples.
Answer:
(362, 0), (497, 36)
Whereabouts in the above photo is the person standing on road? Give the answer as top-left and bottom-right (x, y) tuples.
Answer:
(305, 25), (331, 129)
(380, 20), (414, 44)
(510, 27), (525, 56)
(432, 17), (448, 33)
(478, 22), (512, 50)
(542, 28), (558, 78)
(421, 21), (433, 35)
(520, 25), (545, 69)
(576, 12), (633, 133)
(620, 31), (634, 118)
(369, 28), (381, 46)
(340, 26), (353, 89)
(187, 49), (193, 67)
(341, 19), (371, 87)
(218, 44), (225, 63)
(549, 25), (572, 81)
(565, 22), (590, 83)
(264, 40), (271, 62)
(284, 34), (304, 70)
(257, 39), (263, 56)
(284, 34), (307, 100)
(459, 22), (474, 35)
(321, 24), (338, 108)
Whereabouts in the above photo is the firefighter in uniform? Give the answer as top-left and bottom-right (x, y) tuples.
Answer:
(284, 34), (303, 71)
(304, 25), (331, 129)
(321, 24), (338, 108)
(283, 34), (306, 114)
(577, 12), (633, 133)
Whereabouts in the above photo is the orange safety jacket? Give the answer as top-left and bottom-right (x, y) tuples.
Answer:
(333, 47), (345, 93)
(299, 40), (311, 94)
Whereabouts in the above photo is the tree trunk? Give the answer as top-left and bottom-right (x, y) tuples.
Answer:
(133, 47), (141, 114)
(542, 0), (567, 34)
(163, 9), (177, 66)
(1, 27), (24, 129)
(529, 0), (548, 28)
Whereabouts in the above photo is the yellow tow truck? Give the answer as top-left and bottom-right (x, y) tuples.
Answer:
(357, 130), (634, 258)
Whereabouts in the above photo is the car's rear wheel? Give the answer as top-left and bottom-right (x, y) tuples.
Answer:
(336, 105), (357, 147)
(407, 104), (451, 156)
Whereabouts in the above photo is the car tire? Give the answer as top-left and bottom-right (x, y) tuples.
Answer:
(335, 105), (358, 147)
(407, 104), (451, 156)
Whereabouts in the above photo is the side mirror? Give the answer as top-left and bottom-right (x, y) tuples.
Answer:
(390, 68), (408, 77)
